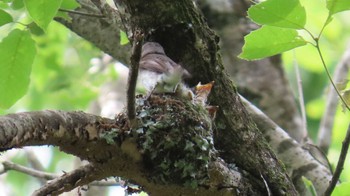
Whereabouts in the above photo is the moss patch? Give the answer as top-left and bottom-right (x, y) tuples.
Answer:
(134, 94), (215, 188)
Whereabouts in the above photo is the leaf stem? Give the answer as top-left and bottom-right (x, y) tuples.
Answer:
(314, 40), (350, 111)
(15, 22), (28, 27)
(309, 11), (350, 195)
(302, 28), (318, 47)
(318, 14), (332, 39)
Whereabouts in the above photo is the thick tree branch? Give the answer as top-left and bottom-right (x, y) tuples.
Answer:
(0, 110), (118, 162)
(114, 0), (297, 194)
(49, 1), (336, 194)
(56, 0), (303, 145)
(0, 98), (258, 195)
(240, 95), (332, 195)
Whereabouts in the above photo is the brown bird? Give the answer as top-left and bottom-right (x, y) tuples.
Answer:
(138, 42), (191, 93)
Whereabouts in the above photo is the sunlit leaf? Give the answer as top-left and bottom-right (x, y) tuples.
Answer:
(0, 2), (9, 9)
(120, 30), (129, 45)
(56, 0), (80, 20)
(333, 182), (350, 196)
(341, 89), (350, 112)
(239, 26), (307, 60)
(11, 0), (24, 10)
(336, 79), (349, 91)
(0, 9), (13, 27)
(24, 0), (63, 30)
(248, 0), (306, 29)
(0, 29), (36, 108)
(327, 0), (350, 15)
(301, 176), (317, 196)
(60, 0), (79, 9)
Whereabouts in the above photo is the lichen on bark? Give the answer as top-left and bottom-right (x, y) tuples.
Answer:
(123, 93), (217, 188)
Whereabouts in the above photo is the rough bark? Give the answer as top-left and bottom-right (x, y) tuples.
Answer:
(114, 0), (297, 195)
(240, 95), (332, 195)
(56, 0), (130, 65)
(197, 0), (304, 142)
(2, 0), (334, 195)
(57, 0), (303, 143)
(0, 97), (261, 195)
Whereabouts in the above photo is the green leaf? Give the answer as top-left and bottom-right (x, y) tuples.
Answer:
(60, 0), (79, 9)
(333, 182), (350, 196)
(248, 0), (306, 29)
(337, 79), (349, 91)
(120, 30), (129, 45)
(327, 0), (350, 15)
(341, 89), (350, 112)
(1, 0), (13, 3)
(0, 29), (36, 109)
(56, 0), (80, 22)
(0, 9), (13, 27)
(239, 26), (307, 60)
(0, 2), (10, 9)
(27, 22), (45, 36)
(24, 0), (63, 30)
(11, 0), (24, 10)
(301, 176), (317, 196)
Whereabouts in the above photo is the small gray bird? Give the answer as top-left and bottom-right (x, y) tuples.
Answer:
(138, 42), (191, 93)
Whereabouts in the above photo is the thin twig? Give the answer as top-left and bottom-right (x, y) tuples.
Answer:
(25, 149), (45, 171)
(58, 8), (105, 18)
(33, 164), (97, 195)
(1, 161), (121, 187)
(2, 161), (55, 180)
(127, 30), (143, 126)
(324, 123), (350, 196)
(293, 50), (308, 139)
(25, 149), (46, 184)
(307, 16), (350, 196)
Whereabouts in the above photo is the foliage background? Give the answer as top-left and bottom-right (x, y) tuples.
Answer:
(0, 0), (349, 195)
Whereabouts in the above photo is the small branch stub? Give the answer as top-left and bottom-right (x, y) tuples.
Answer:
(127, 30), (144, 128)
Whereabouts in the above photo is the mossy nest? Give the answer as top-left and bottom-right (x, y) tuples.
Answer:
(134, 93), (215, 187)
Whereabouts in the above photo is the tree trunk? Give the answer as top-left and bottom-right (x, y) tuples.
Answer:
(115, 0), (297, 195)
(4, 0), (337, 195)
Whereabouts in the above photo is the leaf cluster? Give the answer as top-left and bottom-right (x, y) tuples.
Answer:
(0, 0), (79, 109)
(240, 0), (350, 194)
(239, 0), (350, 60)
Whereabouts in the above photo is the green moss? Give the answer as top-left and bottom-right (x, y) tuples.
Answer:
(99, 128), (119, 145)
(134, 94), (215, 187)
